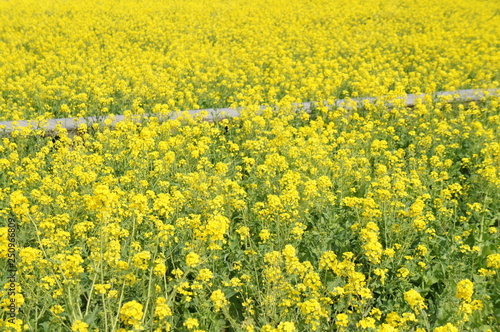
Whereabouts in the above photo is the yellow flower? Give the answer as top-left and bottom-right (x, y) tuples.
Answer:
(153, 259), (167, 276)
(53, 253), (84, 279)
(210, 289), (229, 312)
(4, 317), (24, 332)
(215, 162), (228, 175)
(359, 222), (383, 264)
(94, 284), (111, 295)
(277, 321), (296, 332)
(129, 193), (148, 212)
(236, 226), (250, 241)
(415, 244), (428, 256)
(486, 253), (500, 269)
(1, 2), (500, 331)
(204, 214), (230, 243)
(478, 268), (496, 277)
(370, 308), (382, 320)
(374, 268), (388, 285)
(183, 318), (199, 330)
(154, 297), (172, 319)
(397, 267), (410, 278)
(357, 317), (376, 329)
(401, 312), (417, 323)
(384, 248), (396, 258)
(50, 305), (64, 315)
(377, 323), (399, 332)
(132, 250), (151, 270)
(10, 190), (29, 216)
(196, 268), (214, 282)
(172, 268), (184, 278)
(404, 289), (427, 313)
(303, 271), (322, 290)
(385, 312), (401, 327)
(71, 320), (89, 332)
(433, 323), (458, 332)
(0, 227), (9, 259)
(119, 300), (143, 326)
(291, 222), (306, 239)
(19, 247), (43, 268)
(455, 279), (474, 301)
(319, 251), (338, 271)
(259, 229), (271, 242)
(186, 252), (201, 267)
(335, 313), (349, 327)
(230, 277), (243, 287)
(298, 299), (328, 328)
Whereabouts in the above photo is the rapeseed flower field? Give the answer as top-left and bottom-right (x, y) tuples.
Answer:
(0, 0), (499, 332)
(0, 0), (499, 121)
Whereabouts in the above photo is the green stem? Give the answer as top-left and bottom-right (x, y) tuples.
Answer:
(142, 254), (157, 326)
(111, 215), (137, 332)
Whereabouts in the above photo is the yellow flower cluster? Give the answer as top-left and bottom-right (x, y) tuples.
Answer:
(404, 289), (427, 314)
(454, 279), (484, 322)
(119, 300), (143, 329)
(359, 221), (384, 264)
(210, 289), (228, 312)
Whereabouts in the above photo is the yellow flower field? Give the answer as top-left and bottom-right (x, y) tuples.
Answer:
(0, 0), (499, 332)
(0, 0), (499, 121)
(1, 98), (499, 331)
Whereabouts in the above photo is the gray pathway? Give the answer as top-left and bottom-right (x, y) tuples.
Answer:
(0, 88), (498, 133)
